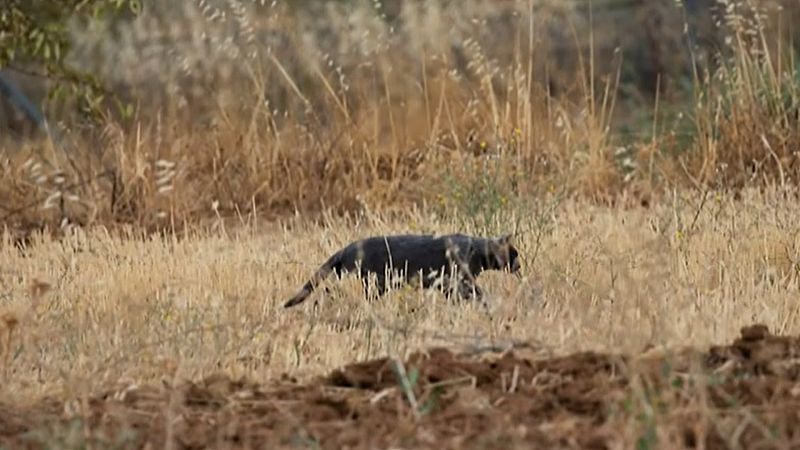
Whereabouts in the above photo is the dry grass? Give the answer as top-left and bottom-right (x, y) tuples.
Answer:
(1, 0), (798, 232)
(1, 2), (799, 447)
(1, 186), (798, 404)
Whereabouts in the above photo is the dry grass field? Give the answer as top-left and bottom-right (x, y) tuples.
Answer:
(2, 0), (800, 448)
(2, 187), (800, 448)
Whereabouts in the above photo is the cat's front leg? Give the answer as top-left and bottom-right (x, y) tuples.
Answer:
(457, 279), (484, 301)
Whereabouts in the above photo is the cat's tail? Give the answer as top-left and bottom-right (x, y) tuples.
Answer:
(283, 250), (344, 308)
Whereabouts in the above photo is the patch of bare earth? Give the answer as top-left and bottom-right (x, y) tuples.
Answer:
(1, 325), (799, 449)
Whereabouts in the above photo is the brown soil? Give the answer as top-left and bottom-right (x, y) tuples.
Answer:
(2, 324), (800, 449)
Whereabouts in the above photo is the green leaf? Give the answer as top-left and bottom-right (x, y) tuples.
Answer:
(407, 367), (419, 389)
(33, 30), (45, 54)
(419, 386), (442, 416)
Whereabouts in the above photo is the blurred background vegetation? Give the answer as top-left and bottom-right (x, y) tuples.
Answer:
(1, 0), (799, 234)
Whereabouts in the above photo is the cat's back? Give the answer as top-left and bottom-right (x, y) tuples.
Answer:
(356, 233), (472, 250)
(352, 233), (439, 254)
(343, 233), (477, 271)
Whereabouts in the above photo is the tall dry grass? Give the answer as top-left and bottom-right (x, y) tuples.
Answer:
(1, 0), (798, 233)
(686, 0), (800, 188)
(1, 187), (799, 403)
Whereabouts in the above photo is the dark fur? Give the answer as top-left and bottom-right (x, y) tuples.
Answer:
(284, 233), (521, 308)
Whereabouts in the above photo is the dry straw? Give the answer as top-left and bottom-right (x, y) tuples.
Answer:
(5, 0), (796, 230)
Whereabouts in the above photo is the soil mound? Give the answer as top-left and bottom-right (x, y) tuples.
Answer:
(2, 324), (800, 449)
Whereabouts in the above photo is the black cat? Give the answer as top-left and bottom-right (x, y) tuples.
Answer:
(284, 233), (521, 308)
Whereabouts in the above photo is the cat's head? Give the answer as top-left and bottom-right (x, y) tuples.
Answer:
(488, 234), (521, 274)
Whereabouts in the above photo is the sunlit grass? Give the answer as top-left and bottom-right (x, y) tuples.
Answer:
(1, 187), (798, 405)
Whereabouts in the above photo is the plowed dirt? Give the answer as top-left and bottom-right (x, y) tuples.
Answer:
(3, 324), (800, 449)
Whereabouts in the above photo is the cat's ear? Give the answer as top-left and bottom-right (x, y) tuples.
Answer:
(489, 234), (512, 252)
(495, 233), (513, 245)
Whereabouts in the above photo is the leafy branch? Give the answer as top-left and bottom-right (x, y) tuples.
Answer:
(0, 0), (141, 120)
